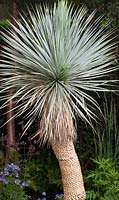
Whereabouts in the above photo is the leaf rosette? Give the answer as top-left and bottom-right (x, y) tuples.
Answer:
(0, 1), (118, 144)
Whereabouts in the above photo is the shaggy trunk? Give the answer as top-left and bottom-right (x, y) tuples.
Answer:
(52, 140), (86, 200)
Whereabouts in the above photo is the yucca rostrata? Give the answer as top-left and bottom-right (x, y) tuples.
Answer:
(0, 1), (118, 199)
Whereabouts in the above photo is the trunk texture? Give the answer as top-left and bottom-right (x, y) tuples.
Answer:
(52, 141), (86, 200)
(6, 89), (16, 152)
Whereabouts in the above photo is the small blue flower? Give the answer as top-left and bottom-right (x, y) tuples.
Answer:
(37, 198), (41, 200)
(42, 192), (46, 196)
(3, 179), (9, 185)
(15, 179), (21, 185)
(22, 180), (30, 187)
(0, 176), (4, 182)
(8, 163), (20, 172)
(41, 198), (46, 200)
(15, 172), (19, 178)
(3, 168), (9, 176)
(55, 194), (64, 199)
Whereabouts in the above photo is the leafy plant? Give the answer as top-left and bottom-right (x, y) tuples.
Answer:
(0, 163), (31, 200)
(20, 149), (62, 199)
(85, 158), (119, 200)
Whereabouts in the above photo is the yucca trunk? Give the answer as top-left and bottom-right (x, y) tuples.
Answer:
(52, 141), (86, 200)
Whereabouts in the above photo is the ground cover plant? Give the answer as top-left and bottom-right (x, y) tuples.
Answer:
(0, 163), (31, 200)
(0, 162), (64, 200)
(0, 0), (118, 199)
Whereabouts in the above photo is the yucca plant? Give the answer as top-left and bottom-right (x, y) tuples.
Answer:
(0, 1), (118, 199)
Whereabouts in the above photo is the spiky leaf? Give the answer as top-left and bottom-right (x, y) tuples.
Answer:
(0, 1), (118, 144)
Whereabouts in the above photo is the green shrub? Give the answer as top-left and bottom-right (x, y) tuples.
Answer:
(17, 147), (62, 199)
(85, 158), (119, 200)
(22, 149), (62, 194)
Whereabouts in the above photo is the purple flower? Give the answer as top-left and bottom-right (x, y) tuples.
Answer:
(22, 180), (30, 187)
(55, 194), (64, 199)
(8, 163), (20, 172)
(0, 176), (4, 182)
(3, 168), (9, 176)
(22, 181), (28, 187)
(3, 163), (21, 179)
(42, 192), (46, 196)
(3, 179), (9, 185)
(10, 163), (20, 171)
(37, 192), (47, 200)
(14, 179), (21, 185)
(15, 172), (19, 178)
